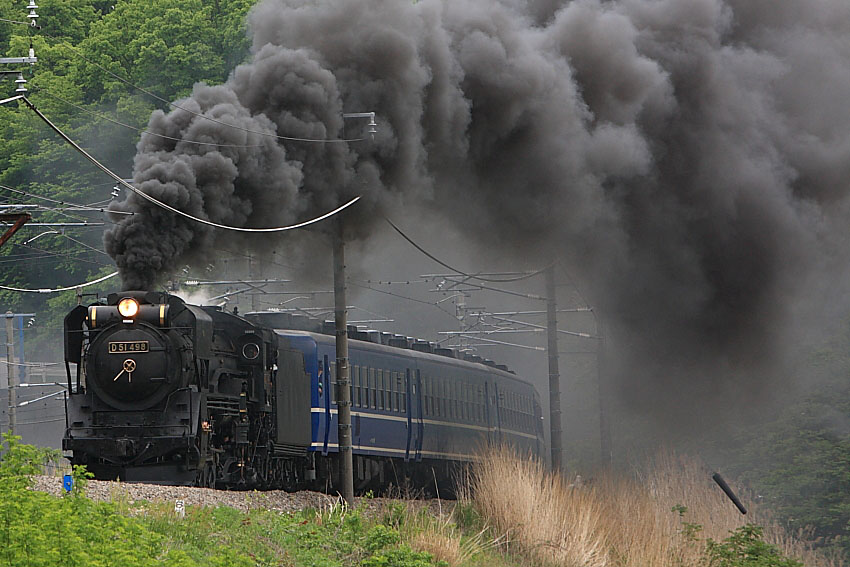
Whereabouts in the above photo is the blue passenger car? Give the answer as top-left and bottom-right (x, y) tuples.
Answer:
(276, 330), (544, 490)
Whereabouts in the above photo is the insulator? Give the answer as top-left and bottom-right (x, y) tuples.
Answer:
(27, 0), (38, 25)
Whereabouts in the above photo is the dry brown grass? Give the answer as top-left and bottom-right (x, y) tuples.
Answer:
(409, 520), (492, 567)
(463, 445), (839, 567)
(390, 497), (497, 567)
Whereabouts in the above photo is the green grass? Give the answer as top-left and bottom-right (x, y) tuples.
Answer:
(0, 435), (816, 567)
(0, 480), (444, 566)
(0, 433), (506, 567)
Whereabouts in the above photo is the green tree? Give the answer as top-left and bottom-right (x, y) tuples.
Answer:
(705, 525), (803, 567)
(727, 324), (850, 559)
(0, 1), (253, 359)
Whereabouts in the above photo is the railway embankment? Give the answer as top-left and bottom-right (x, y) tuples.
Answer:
(3, 437), (839, 567)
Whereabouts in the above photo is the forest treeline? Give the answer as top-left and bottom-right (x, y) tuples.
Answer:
(0, 0), (253, 347)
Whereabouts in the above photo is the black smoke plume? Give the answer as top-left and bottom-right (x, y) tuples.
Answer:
(105, 0), (850, 432)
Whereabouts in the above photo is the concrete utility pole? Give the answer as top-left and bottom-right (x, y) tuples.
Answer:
(545, 266), (562, 472)
(248, 254), (257, 312)
(5, 312), (15, 435)
(597, 317), (612, 465)
(333, 219), (354, 505)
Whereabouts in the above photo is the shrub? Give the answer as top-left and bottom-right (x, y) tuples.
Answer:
(706, 525), (804, 567)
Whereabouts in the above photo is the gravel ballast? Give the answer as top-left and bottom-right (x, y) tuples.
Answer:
(30, 475), (453, 517)
(32, 475), (351, 513)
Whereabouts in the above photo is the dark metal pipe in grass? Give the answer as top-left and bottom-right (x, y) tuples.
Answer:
(712, 472), (747, 515)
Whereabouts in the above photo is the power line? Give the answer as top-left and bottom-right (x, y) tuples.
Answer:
(3, 361), (58, 368)
(0, 252), (99, 266)
(0, 184), (134, 216)
(15, 239), (112, 266)
(15, 417), (65, 426)
(487, 315), (598, 339)
(385, 216), (549, 284)
(451, 335), (545, 352)
(58, 232), (109, 256)
(348, 280), (457, 322)
(0, 17), (31, 26)
(430, 274), (545, 301)
(0, 270), (117, 293)
(19, 96), (363, 233)
(362, 279), (428, 285)
(34, 87), (267, 148)
(37, 31), (368, 145)
(212, 246), (296, 271)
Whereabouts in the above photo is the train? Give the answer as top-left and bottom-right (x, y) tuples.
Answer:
(62, 290), (544, 491)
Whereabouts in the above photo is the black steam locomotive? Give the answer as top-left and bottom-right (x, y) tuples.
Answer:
(63, 291), (544, 490)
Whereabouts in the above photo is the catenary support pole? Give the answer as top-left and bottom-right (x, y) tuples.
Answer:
(545, 265), (562, 472)
(5, 312), (15, 435)
(598, 316), (612, 465)
(333, 220), (355, 505)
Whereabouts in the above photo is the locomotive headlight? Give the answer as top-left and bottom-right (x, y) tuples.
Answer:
(117, 298), (140, 318)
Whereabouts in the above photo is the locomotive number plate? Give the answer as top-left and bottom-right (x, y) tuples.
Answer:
(108, 341), (149, 353)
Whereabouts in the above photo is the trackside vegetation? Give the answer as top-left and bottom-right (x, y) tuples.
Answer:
(0, 433), (443, 567)
(0, 434), (833, 567)
(461, 446), (832, 567)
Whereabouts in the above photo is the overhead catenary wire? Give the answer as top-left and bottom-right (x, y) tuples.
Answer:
(37, 31), (367, 145)
(0, 17), (32, 26)
(0, 184), (134, 216)
(16, 241), (112, 267)
(363, 279), (428, 285)
(348, 280), (457, 322)
(0, 202), (124, 227)
(18, 415), (66, 425)
(58, 232), (110, 256)
(3, 361), (58, 368)
(213, 246), (297, 271)
(0, 253), (69, 266)
(0, 203), (132, 217)
(0, 270), (117, 293)
(384, 217), (550, 285)
(487, 314), (598, 339)
(34, 87), (267, 148)
(19, 96), (362, 233)
(434, 274), (545, 301)
(453, 334), (545, 351)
